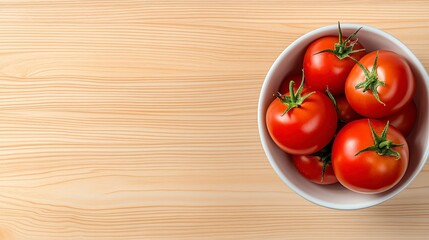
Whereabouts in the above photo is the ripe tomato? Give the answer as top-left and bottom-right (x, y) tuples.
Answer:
(279, 73), (303, 94)
(292, 143), (338, 185)
(345, 50), (415, 118)
(379, 101), (417, 137)
(332, 119), (408, 194)
(304, 23), (365, 95)
(335, 94), (362, 123)
(266, 80), (337, 155)
(325, 91), (362, 130)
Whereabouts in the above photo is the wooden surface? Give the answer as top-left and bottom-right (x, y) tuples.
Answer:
(0, 0), (428, 239)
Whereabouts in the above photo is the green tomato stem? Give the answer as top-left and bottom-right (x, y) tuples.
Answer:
(355, 120), (403, 159)
(289, 81), (296, 102)
(277, 71), (315, 115)
(314, 22), (365, 60)
(350, 51), (386, 106)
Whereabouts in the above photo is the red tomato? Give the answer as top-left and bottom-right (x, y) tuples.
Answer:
(336, 94), (362, 123)
(332, 119), (408, 194)
(292, 144), (338, 185)
(266, 81), (337, 155)
(379, 101), (417, 137)
(345, 50), (415, 118)
(325, 91), (362, 130)
(279, 73), (303, 94)
(303, 24), (365, 95)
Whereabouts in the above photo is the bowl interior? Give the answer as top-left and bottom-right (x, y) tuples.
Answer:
(258, 24), (429, 209)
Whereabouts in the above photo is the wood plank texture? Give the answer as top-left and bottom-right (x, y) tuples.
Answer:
(0, 0), (428, 239)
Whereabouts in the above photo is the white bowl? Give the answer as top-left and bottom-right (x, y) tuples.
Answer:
(258, 24), (429, 210)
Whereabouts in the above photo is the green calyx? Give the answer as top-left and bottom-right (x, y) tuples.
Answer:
(355, 120), (403, 159)
(351, 51), (385, 105)
(314, 21), (365, 60)
(275, 74), (315, 115)
(311, 142), (332, 182)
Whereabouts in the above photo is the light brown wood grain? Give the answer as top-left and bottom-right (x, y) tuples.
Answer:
(0, 0), (428, 239)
